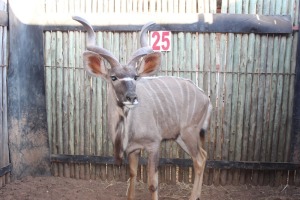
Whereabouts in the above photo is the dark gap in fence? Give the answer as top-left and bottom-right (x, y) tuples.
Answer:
(51, 154), (300, 171)
(0, 164), (11, 177)
(291, 2), (300, 164)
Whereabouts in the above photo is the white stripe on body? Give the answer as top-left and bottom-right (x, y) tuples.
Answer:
(141, 81), (165, 130)
(150, 79), (174, 122)
(142, 76), (205, 93)
(156, 78), (180, 123)
(190, 83), (198, 124)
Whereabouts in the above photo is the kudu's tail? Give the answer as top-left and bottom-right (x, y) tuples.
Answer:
(200, 103), (212, 142)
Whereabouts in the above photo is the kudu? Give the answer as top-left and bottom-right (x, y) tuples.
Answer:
(73, 16), (212, 200)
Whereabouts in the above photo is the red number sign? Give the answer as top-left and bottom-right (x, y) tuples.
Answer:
(150, 31), (172, 51)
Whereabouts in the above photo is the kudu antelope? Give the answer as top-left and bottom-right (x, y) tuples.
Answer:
(73, 16), (212, 200)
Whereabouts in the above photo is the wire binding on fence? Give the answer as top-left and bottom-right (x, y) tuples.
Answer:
(44, 65), (296, 76)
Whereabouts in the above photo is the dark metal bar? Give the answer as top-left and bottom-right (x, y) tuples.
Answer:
(43, 14), (292, 34)
(0, 164), (12, 177)
(50, 154), (300, 171)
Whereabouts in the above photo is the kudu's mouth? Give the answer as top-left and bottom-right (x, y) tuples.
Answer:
(123, 99), (139, 109)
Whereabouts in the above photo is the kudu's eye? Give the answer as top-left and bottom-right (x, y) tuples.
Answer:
(111, 76), (117, 81)
(134, 75), (139, 80)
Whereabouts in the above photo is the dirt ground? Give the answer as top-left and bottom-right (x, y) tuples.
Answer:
(0, 176), (299, 200)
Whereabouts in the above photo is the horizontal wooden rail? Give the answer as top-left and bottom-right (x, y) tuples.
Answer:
(0, 164), (12, 177)
(39, 13), (292, 34)
(51, 154), (300, 171)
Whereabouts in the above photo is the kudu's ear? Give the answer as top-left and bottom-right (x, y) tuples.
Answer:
(138, 52), (162, 76)
(83, 51), (109, 79)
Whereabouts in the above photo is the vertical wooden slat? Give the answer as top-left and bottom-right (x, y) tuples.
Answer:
(96, 31), (106, 180)
(229, 34), (240, 186)
(209, 4), (218, 186)
(218, 0), (227, 185)
(166, 32), (176, 184)
(95, 76), (103, 179)
(267, 34), (280, 186)
(239, 0), (250, 185)
(90, 75), (96, 180)
(51, 31), (58, 176)
(268, 0), (285, 186)
(197, 23), (205, 185)
(74, 31), (80, 179)
(45, 31), (52, 176)
(84, 61), (91, 180)
(171, 32), (178, 184)
(251, 0), (265, 186)
(95, 79), (102, 180)
(173, 0), (179, 13)
(274, 36), (287, 186)
(219, 33), (229, 186)
(97, 0), (103, 13)
(132, 0), (137, 13)
(184, 32), (192, 183)
(56, 31), (64, 177)
(73, 0), (80, 180)
(249, 34), (261, 185)
(168, 0), (174, 13)
(235, 31), (248, 185)
(68, 31), (75, 178)
(63, 32), (70, 178)
(103, 31), (114, 181)
(209, 32), (218, 186)
(177, 31), (185, 183)
(258, 35), (268, 186)
(149, 0), (155, 13)
(203, 32), (211, 185)
(262, 36), (275, 186)
(79, 32), (86, 180)
(260, 0), (270, 186)
(277, 0), (291, 186)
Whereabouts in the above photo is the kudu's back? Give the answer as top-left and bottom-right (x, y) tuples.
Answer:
(126, 76), (211, 148)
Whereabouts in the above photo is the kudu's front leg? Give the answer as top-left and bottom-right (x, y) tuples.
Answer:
(127, 150), (140, 200)
(147, 150), (160, 200)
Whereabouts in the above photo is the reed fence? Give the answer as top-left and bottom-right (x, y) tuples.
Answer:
(44, 0), (300, 186)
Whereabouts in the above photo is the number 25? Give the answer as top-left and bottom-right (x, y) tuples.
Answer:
(151, 31), (171, 51)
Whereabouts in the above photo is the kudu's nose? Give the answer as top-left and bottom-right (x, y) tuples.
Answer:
(126, 93), (138, 104)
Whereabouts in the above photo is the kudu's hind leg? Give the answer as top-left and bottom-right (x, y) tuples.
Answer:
(127, 150), (140, 200)
(192, 147), (207, 200)
(176, 133), (207, 200)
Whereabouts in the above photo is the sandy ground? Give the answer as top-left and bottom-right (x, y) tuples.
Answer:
(0, 176), (300, 200)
